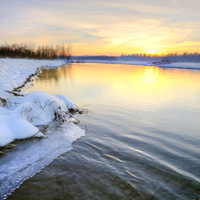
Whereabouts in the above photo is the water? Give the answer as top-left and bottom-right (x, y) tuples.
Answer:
(7, 63), (200, 199)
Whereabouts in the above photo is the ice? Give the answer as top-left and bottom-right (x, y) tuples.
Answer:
(0, 121), (85, 199)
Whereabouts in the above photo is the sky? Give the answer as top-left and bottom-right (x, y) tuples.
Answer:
(1, 0), (200, 56)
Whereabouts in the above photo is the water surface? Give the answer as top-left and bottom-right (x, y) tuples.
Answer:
(8, 63), (200, 199)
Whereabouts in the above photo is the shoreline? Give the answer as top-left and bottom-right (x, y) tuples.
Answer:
(0, 58), (84, 199)
(80, 60), (200, 70)
(0, 58), (66, 99)
(0, 58), (70, 147)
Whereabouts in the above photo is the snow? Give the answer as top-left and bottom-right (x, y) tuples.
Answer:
(0, 58), (85, 199)
(84, 60), (200, 69)
(156, 62), (200, 69)
(0, 58), (75, 146)
(0, 91), (77, 146)
(0, 58), (66, 98)
(54, 94), (75, 110)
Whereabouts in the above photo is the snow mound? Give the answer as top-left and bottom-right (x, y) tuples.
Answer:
(0, 91), (76, 146)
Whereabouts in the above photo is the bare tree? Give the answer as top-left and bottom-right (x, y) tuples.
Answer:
(60, 44), (66, 59)
(65, 43), (72, 61)
(0, 42), (73, 60)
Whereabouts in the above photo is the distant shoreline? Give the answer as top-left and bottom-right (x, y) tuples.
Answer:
(72, 59), (200, 70)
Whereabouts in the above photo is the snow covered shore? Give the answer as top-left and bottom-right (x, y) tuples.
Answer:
(0, 58), (66, 98)
(0, 58), (86, 147)
(0, 58), (85, 199)
(84, 60), (200, 70)
(0, 58), (72, 146)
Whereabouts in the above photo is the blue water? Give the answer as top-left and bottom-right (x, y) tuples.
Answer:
(7, 63), (200, 199)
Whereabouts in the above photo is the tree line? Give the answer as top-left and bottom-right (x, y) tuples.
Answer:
(0, 43), (72, 60)
(120, 52), (200, 62)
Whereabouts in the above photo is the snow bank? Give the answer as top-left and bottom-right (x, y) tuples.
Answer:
(0, 58), (85, 199)
(0, 91), (76, 146)
(84, 60), (200, 69)
(83, 60), (148, 66)
(155, 62), (200, 69)
(0, 58), (71, 146)
(0, 58), (66, 98)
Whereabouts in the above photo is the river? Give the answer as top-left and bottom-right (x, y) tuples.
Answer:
(7, 63), (200, 200)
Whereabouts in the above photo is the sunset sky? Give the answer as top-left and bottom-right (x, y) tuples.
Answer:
(1, 0), (200, 56)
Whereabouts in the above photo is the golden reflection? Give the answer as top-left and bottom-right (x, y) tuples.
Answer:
(139, 67), (159, 83)
(71, 63), (200, 90)
(25, 63), (200, 109)
(70, 63), (200, 109)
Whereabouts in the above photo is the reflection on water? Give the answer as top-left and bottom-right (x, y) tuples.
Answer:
(10, 63), (200, 199)
(27, 63), (200, 110)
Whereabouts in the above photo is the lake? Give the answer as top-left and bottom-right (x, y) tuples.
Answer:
(7, 63), (200, 199)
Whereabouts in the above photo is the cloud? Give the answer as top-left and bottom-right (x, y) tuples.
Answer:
(1, 0), (200, 54)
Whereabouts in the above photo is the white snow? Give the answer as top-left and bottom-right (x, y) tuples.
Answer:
(0, 58), (85, 199)
(156, 62), (200, 69)
(84, 60), (200, 69)
(0, 58), (76, 147)
(54, 94), (75, 110)
(0, 91), (77, 146)
(0, 58), (66, 98)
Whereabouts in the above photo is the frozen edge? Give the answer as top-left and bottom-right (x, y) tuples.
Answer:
(0, 122), (85, 200)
